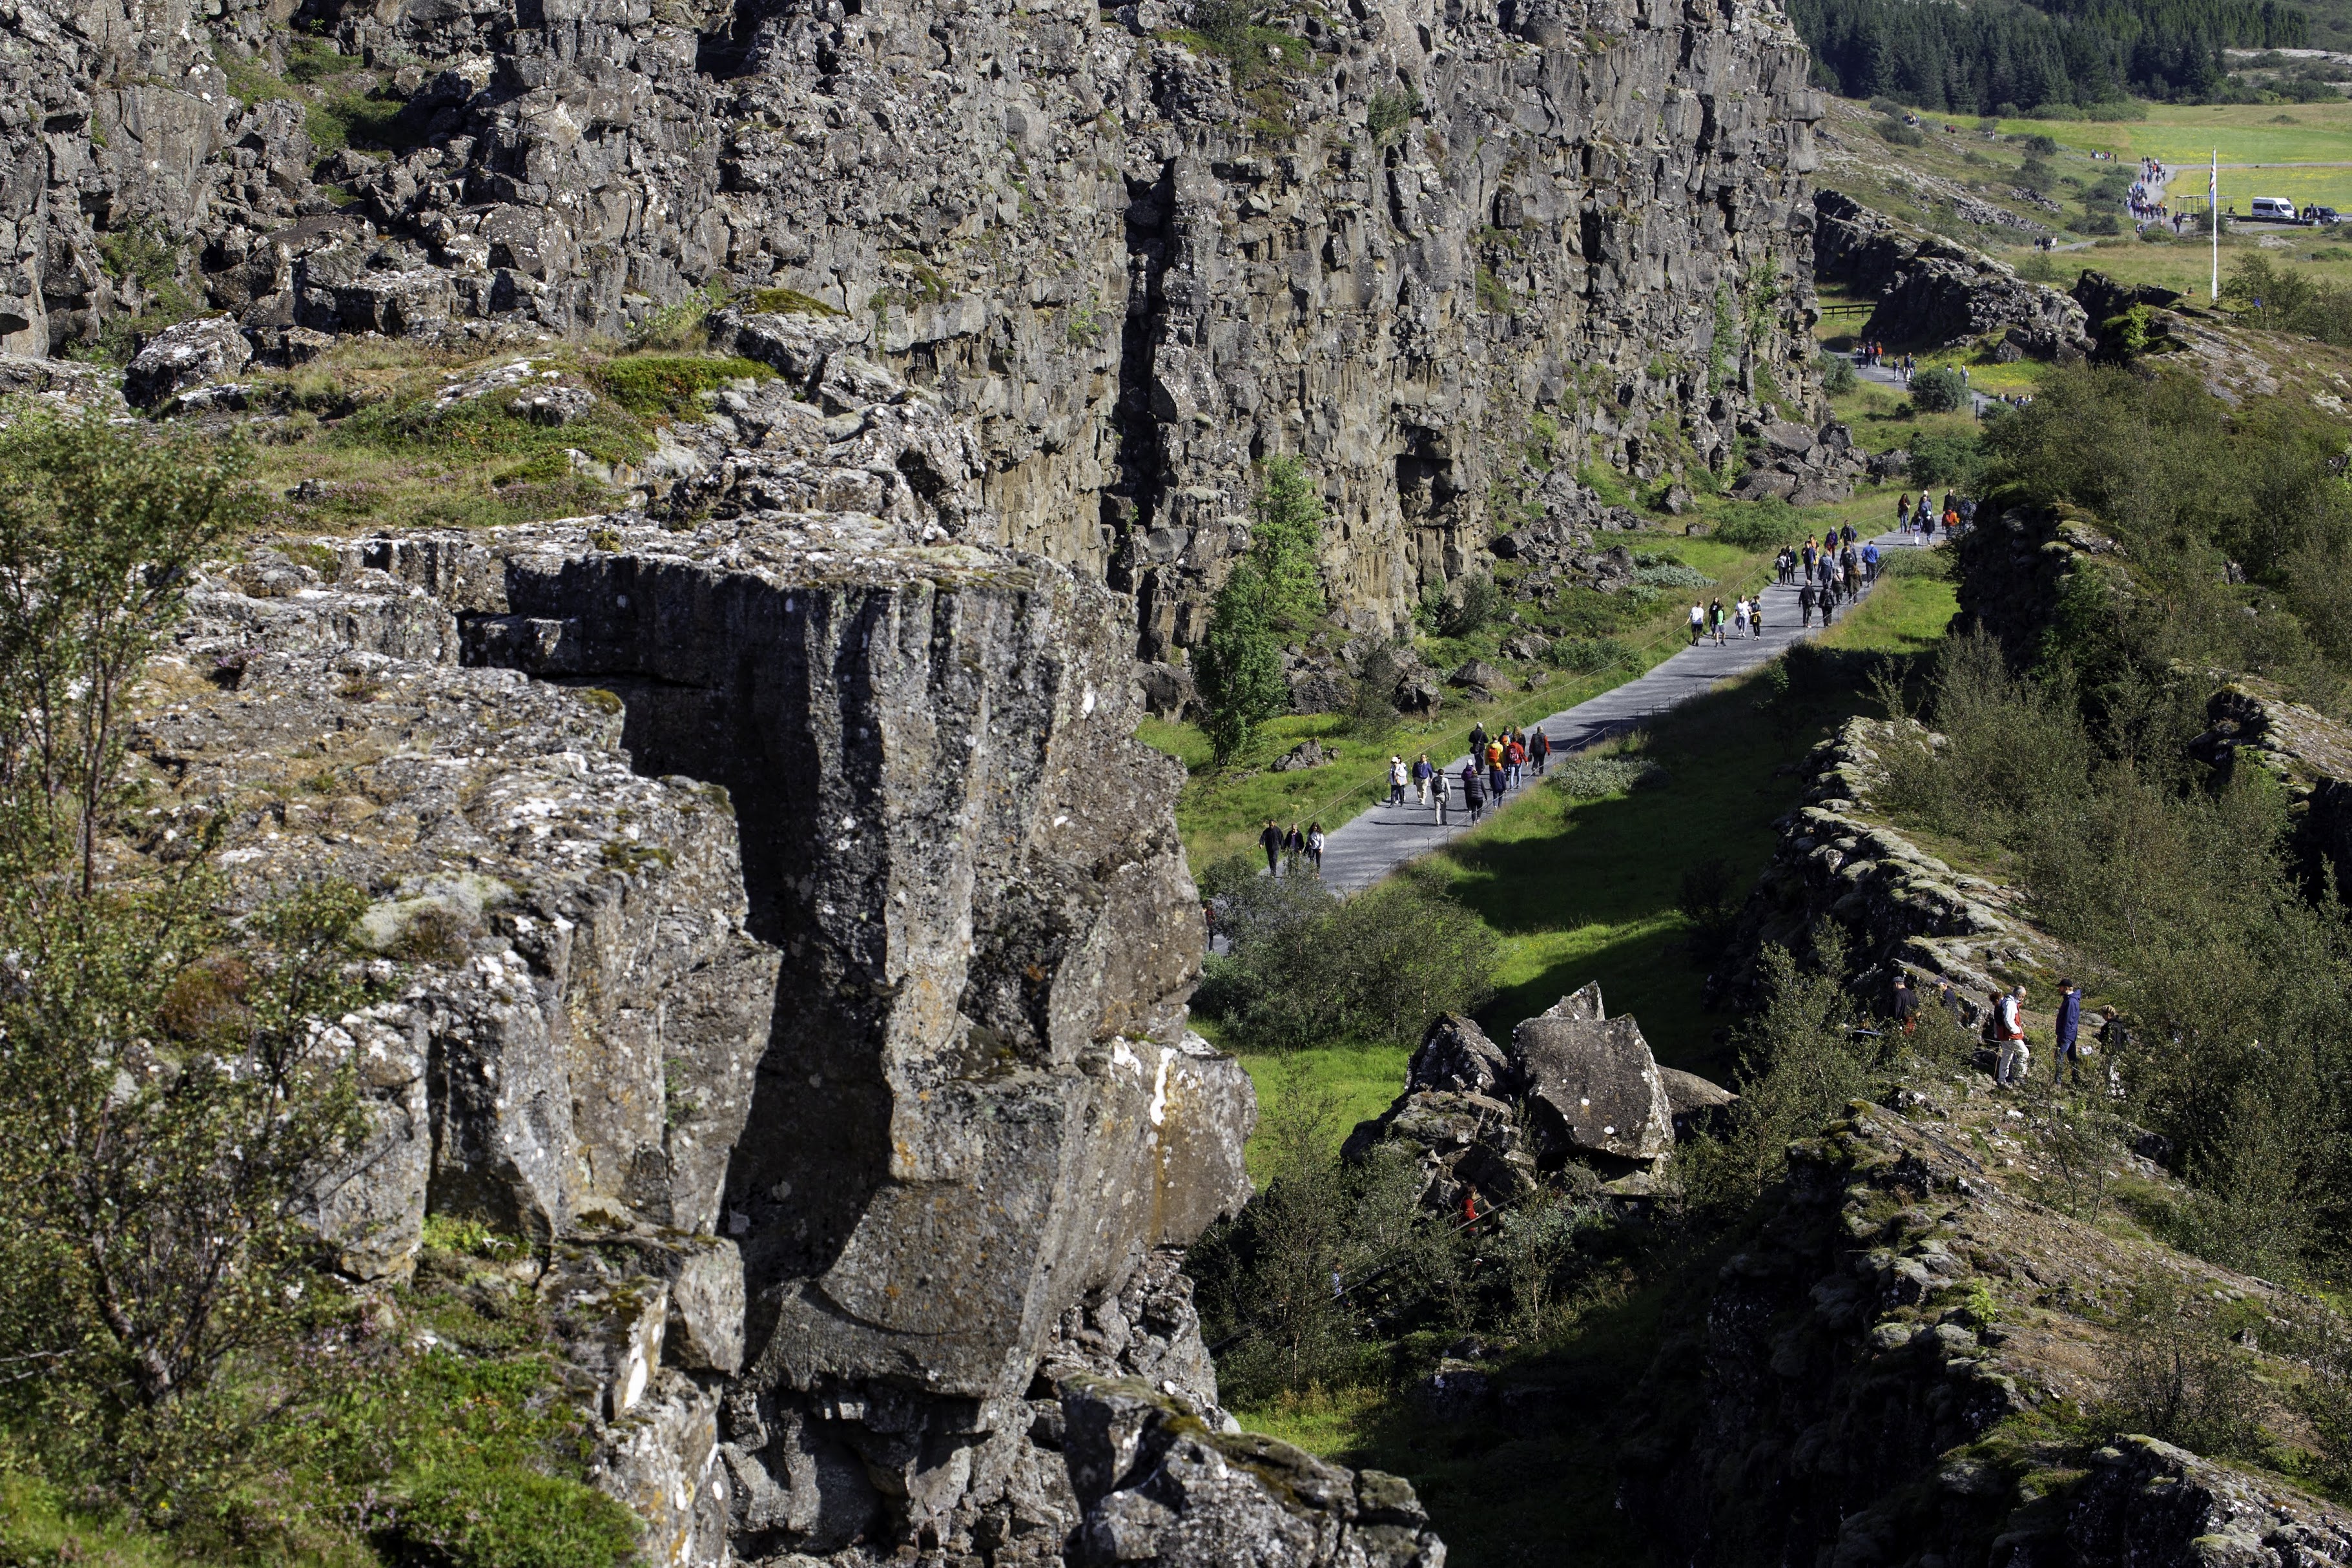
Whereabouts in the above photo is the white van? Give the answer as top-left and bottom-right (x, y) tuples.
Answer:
(2252, 196), (2298, 222)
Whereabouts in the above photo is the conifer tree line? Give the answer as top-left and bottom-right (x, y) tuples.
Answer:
(1793, 0), (2307, 112)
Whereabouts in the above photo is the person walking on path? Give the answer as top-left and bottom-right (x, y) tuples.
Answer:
(1750, 593), (1764, 637)
(1734, 597), (1750, 639)
(1259, 819), (1283, 876)
(1412, 752), (1435, 805)
(2053, 978), (2084, 1087)
(1862, 541), (1880, 583)
(1388, 755), (1408, 807)
(1799, 579), (1817, 627)
(1488, 753), (1508, 803)
(1531, 727), (1551, 774)
(1995, 984), (2030, 1088)
(1505, 734), (1526, 789)
(1469, 720), (1489, 761)
(1802, 537), (1817, 578)
(1896, 493), (1912, 532)
(1688, 602), (1704, 646)
(1709, 598), (1726, 646)
(1462, 762), (1486, 822)
(1433, 765), (1449, 824)
(1283, 821), (1305, 874)
(1306, 820), (1326, 874)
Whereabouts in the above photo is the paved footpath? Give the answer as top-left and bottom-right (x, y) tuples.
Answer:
(1315, 526), (1937, 893)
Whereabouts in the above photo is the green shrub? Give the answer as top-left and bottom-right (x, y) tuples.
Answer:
(1547, 636), (1636, 674)
(1417, 571), (1500, 639)
(387, 1467), (640, 1568)
(2100, 1276), (2273, 1460)
(593, 354), (773, 419)
(1875, 116), (1926, 147)
(1709, 498), (1810, 549)
(1367, 85), (1419, 145)
(1194, 874), (1500, 1052)
(1819, 352), (1858, 395)
(1908, 428), (1985, 488)
(1631, 560), (1712, 589)
(1909, 366), (1970, 413)
(1545, 752), (1667, 799)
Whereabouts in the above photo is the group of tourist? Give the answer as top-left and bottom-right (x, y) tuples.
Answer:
(1257, 817), (1328, 875)
(1897, 489), (1972, 537)
(1688, 593), (1769, 643)
(1890, 973), (2127, 1094)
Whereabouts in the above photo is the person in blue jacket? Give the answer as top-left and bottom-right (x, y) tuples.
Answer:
(2053, 978), (2085, 1088)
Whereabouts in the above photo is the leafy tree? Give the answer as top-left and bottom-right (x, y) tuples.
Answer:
(0, 409), (254, 889)
(1194, 458), (1332, 763)
(0, 406), (380, 1518)
(1251, 455), (1328, 630)
(1193, 564), (1289, 765)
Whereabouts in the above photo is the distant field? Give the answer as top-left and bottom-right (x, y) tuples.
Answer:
(1997, 101), (2352, 209)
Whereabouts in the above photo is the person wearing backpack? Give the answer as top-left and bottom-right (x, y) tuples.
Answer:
(1995, 984), (2030, 1087)
(1461, 761), (1486, 822)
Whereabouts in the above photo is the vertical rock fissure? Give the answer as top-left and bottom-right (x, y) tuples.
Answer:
(1110, 162), (1175, 657)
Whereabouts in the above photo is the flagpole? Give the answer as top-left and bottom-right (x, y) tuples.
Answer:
(2211, 148), (2220, 301)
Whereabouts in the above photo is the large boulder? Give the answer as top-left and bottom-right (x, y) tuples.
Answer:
(1509, 991), (1675, 1166)
(124, 316), (252, 407)
(1408, 1012), (1511, 1097)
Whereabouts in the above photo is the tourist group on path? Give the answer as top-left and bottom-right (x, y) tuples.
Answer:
(1255, 719), (1561, 878)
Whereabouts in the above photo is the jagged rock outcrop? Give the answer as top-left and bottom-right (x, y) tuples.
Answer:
(1709, 716), (2066, 1016)
(1813, 191), (2090, 358)
(8, 0), (1826, 646)
(1621, 1084), (2352, 1568)
(2194, 679), (2352, 899)
(1059, 1376), (1445, 1567)
(1952, 502), (2129, 661)
(127, 378), (1318, 1557)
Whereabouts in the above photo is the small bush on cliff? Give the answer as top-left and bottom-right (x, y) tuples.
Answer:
(2103, 1275), (2272, 1459)
(1818, 352), (1858, 395)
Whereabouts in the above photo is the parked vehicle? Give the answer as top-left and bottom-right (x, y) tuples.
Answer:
(2311, 205), (2341, 226)
(2251, 196), (2298, 222)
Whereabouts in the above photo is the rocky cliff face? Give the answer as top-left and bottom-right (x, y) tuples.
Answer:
(1621, 1089), (2352, 1568)
(11, 0), (1825, 645)
(129, 446), (1327, 1560)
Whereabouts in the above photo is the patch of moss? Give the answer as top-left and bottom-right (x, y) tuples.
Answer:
(747, 287), (843, 316)
(592, 353), (775, 419)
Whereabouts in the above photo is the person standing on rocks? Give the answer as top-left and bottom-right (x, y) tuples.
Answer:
(1388, 755), (1408, 807)
(1260, 819), (1283, 876)
(2053, 978), (2084, 1088)
(1799, 578), (1817, 627)
(1996, 983), (2030, 1088)
(1413, 752), (1436, 805)
(1893, 975), (1920, 1035)
(1462, 761), (1486, 822)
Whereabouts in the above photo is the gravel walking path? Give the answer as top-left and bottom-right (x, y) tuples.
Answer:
(1311, 526), (1938, 894)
